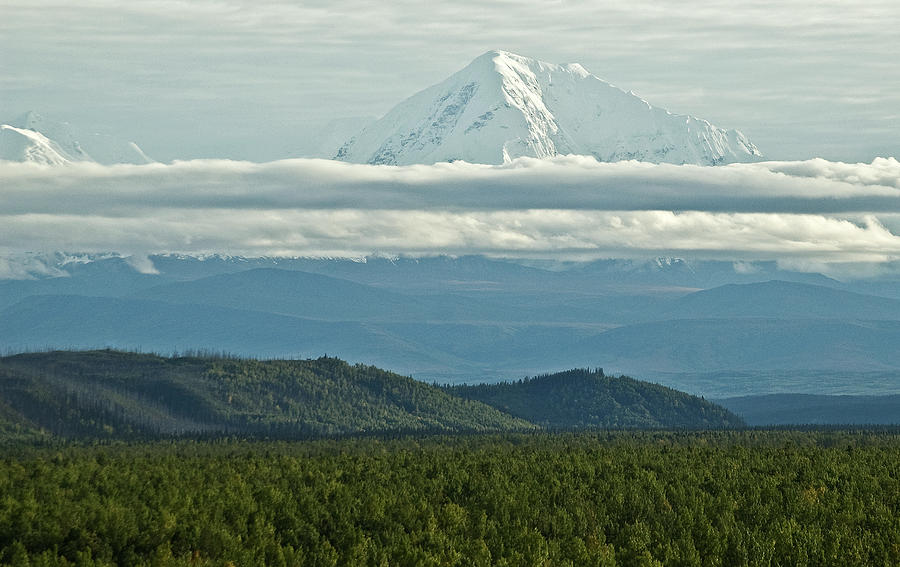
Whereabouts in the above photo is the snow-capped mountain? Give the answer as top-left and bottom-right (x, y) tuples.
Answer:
(0, 112), (153, 165)
(336, 50), (762, 166)
(0, 124), (74, 165)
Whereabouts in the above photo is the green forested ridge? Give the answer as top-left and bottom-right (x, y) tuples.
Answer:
(0, 350), (532, 440)
(0, 351), (740, 442)
(0, 431), (897, 566)
(450, 368), (744, 429)
(0, 396), (45, 444)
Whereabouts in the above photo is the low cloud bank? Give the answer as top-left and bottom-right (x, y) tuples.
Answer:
(2, 156), (900, 265)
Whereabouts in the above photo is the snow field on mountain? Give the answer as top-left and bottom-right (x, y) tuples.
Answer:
(337, 50), (762, 166)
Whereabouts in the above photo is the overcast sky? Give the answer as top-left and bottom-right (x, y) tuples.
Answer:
(2, 0), (899, 162)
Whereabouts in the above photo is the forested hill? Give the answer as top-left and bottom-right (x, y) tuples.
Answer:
(0, 351), (741, 442)
(450, 368), (744, 429)
(0, 350), (532, 440)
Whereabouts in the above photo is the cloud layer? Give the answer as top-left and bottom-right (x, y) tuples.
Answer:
(2, 156), (900, 264)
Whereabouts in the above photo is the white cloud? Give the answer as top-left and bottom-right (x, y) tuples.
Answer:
(2, 156), (900, 264)
(0, 253), (68, 280)
(732, 261), (760, 275)
(2, 156), (900, 214)
(765, 157), (900, 188)
(3, 209), (899, 264)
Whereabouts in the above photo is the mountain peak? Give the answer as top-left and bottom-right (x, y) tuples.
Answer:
(0, 124), (74, 165)
(479, 49), (588, 74)
(471, 49), (518, 63)
(0, 111), (153, 165)
(335, 51), (762, 166)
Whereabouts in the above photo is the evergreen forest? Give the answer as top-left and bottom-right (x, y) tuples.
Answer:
(450, 369), (742, 429)
(0, 431), (897, 566)
(1, 351), (897, 566)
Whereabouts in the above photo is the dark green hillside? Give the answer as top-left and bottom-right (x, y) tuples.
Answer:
(0, 350), (532, 440)
(451, 368), (743, 429)
(0, 395), (45, 443)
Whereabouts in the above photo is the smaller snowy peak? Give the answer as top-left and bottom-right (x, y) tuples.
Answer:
(0, 112), (154, 165)
(15, 111), (91, 161)
(336, 50), (763, 166)
(0, 125), (74, 165)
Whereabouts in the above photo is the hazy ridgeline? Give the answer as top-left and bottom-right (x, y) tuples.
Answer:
(3, 255), (900, 399)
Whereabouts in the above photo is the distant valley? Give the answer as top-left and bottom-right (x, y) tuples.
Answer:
(2, 254), (900, 404)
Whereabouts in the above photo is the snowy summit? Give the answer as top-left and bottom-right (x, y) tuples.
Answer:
(336, 50), (762, 166)
(0, 111), (153, 165)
